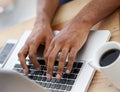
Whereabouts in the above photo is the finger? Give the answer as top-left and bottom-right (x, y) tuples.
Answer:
(56, 47), (69, 80)
(29, 46), (41, 70)
(43, 38), (52, 66)
(18, 46), (29, 74)
(66, 48), (78, 74)
(44, 43), (54, 66)
(47, 45), (61, 80)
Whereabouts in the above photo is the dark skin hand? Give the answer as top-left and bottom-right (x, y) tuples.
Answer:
(45, 21), (90, 80)
(18, 0), (60, 74)
(18, 23), (53, 74)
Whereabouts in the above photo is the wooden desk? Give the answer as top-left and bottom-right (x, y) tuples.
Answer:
(0, 0), (120, 92)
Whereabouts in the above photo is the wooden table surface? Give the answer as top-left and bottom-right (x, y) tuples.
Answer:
(0, 0), (120, 92)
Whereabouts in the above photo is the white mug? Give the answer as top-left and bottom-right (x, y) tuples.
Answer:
(88, 41), (120, 89)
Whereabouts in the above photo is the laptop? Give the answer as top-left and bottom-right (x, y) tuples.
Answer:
(0, 30), (111, 92)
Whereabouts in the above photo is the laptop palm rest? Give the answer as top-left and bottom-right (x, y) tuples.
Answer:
(0, 70), (48, 92)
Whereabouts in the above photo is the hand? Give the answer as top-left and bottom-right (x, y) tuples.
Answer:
(18, 23), (53, 74)
(45, 23), (90, 80)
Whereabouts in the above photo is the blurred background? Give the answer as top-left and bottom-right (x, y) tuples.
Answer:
(0, 0), (37, 31)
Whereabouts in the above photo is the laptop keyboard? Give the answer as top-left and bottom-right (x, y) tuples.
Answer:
(13, 59), (83, 92)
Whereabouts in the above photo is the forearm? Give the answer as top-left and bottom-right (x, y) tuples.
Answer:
(72, 0), (120, 30)
(35, 0), (60, 26)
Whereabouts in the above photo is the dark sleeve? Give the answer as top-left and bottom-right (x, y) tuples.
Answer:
(59, 0), (71, 5)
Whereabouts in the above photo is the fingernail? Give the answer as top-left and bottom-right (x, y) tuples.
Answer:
(56, 74), (61, 80)
(47, 74), (51, 80)
(66, 70), (70, 74)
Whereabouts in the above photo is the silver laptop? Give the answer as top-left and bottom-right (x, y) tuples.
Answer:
(0, 30), (111, 92)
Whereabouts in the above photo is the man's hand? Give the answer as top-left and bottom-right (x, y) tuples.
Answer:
(44, 0), (120, 80)
(45, 22), (90, 80)
(18, 24), (53, 74)
(18, 0), (60, 74)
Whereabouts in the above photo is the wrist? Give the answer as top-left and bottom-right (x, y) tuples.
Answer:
(35, 16), (50, 26)
(33, 19), (52, 34)
(67, 17), (92, 34)
(34, 14), (52, 30)
(73, 16), (94, 31)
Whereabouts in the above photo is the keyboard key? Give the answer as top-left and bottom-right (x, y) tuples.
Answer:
(55, 84), (61, 89)
(47, 79), (51, 82)
(38, 60), (45, 65)
(45, 83), (51, 88)
(66, 85), (72, 91)
(27, 64), (33, 68)
(51, 78), (56, 83)
(34, 71), (43, 75)
(29, 69), (35, 74)
(60, 79), (67, 84)
(72, 69), (80, 74)
(41, 82), (47, 87)
(66, 79), (75, 85)
(53, 66), (58, 71)
(14, 64), (22, 68)
(56, 80), (61, 83)
(68, 74), (77, 79)
(29, 65), (36, 69)
(37, 81), (42, 85)
(43, 71), (46, 76)
(34, 71), (40, 75)
(42, 77), (47, 81)
(37, 76), (42, 81)
(27, 75), (33, 79)
(77, 63), (83, 68)
(20, 70), (24, 73)
(62, 74), (68, 78)
(73, 62), (78, 68)
(53, 73), (56, 77)
(54, 61), (59, 66)
(41, 65), (47, 70)
(15, 69), (22, 73)
(50, 84), (56, 89)
(61, 85), (67, 90)
(32, 76), (38, 80)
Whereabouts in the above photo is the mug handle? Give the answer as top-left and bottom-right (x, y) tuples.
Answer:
(87, 59), (101, 71)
